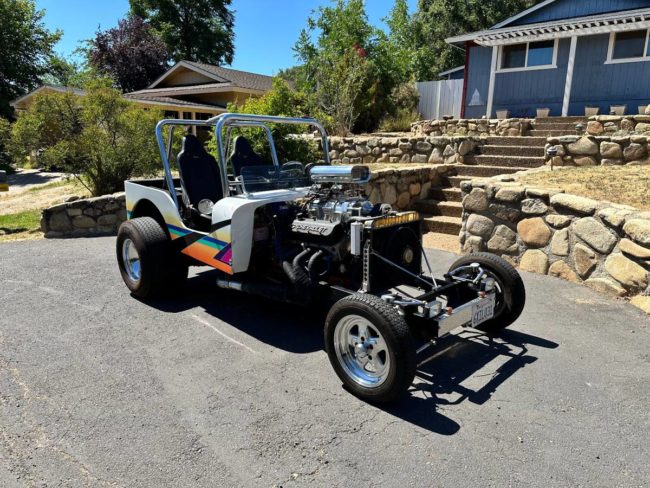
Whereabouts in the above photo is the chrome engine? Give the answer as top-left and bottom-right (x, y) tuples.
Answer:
(261, 165), (422, 292)
(290, 167), (390, 247)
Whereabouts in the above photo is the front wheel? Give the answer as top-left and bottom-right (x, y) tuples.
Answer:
(116, 217), (188, 298)
(324, 293), (416, 403)
(447, 252), (526, 333)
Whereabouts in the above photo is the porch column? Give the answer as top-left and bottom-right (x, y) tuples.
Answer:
(191, 111), (197, 136)
(562, 36), (578, 117)
(485, 46), (499, 119)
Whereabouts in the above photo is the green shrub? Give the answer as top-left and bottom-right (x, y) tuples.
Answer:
(10, 80), (162, 195)
(378, 82), (420, 132)
(389, 82), (420, 114)
(0, 117), (14, 174)
(379, 109), (420, 132)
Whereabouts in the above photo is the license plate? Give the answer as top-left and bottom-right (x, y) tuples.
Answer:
(472, 294), (495, 327)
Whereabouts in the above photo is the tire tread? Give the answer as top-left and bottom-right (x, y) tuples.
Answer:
(325, 293), (417, 403)
(448, 252), (526, 332)
(116, 217), (187, 298)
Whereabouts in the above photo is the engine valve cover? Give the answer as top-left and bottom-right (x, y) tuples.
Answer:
(291, 219), (340, 237)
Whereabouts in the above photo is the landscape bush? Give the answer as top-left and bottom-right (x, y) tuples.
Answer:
(10, 80), (162, 195)
(0, 117), (14, 173)
(379, 82), (420, 132)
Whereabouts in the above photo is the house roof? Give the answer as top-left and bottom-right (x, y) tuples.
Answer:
(491, 0), (558, 29)
(122, 93), (225, 111)
(10, 85), (85, 107)
(446, 7), (650, 46)
(147, 60), (274, 92)
(439, 66), (465, 77)
(126, 82), (240, 98)
(11, 84), (224, 113)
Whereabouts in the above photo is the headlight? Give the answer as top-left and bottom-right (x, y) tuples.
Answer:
(198, 199), (214, 215)
(482, 277), (496, 293)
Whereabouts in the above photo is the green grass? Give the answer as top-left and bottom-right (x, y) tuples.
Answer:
(0, 209), (42, 239)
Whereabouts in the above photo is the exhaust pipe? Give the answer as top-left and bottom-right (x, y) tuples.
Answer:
(216, 277), (303, 304)
(215, 278), (243, 291)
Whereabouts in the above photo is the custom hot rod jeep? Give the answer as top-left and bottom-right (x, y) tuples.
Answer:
(116, 114), (526, 403)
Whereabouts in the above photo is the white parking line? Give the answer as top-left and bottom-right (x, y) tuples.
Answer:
(190, 314), (256, 354)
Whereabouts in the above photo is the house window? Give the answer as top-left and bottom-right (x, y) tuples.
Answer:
(502, 44), (527, 69)
(499, 40), (557, 71)
(607, 29), (650, 63)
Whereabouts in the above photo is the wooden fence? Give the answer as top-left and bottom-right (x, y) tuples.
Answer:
(415, 80), (463, 120)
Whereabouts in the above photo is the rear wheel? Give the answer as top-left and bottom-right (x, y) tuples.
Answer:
(116, 217), (188, 298)
(447, 252), (526, 333)
(325, 293), (416, 403)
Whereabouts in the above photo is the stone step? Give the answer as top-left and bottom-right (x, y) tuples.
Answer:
(447, 176), (469, 188)
(429, 187), (463, 202)
(528, 129), (575, 137)
(414, 199), (463, 217)
(453, 165), (532, 177)
(532, 123), (580, 131)
(474, 155), (546, 168)
(535, 116), (587, 123)
(421, 215), (462, 235)
(481, 145), (545, 157)
(485, 136), (547, 147)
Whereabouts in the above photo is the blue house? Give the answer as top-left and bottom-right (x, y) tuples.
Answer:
(446, 0), (650, 118)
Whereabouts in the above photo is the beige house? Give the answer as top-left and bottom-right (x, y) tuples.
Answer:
(11, 60), (274, 120)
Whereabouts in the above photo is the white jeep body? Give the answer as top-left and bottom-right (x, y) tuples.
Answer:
(126, 180), (309, 274)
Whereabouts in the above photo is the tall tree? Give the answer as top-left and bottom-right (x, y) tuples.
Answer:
(413, 0), (536, 80)
(383, 0), (417, 83)
(129, 0), (235, 65)
(41, 55), (83, 87)
(87, 16), (171, 92)
(294, 0), (395, 133)
(0, 0), (61, 118)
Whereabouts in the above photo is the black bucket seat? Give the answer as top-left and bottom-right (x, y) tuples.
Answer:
(177, 134), (224, 211)
(229, 136), (267, 177)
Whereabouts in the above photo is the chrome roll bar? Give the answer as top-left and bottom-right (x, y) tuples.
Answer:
(224, 121), (279, 168)
(155, 118), (216, 212)
(154, 113), (330, 212)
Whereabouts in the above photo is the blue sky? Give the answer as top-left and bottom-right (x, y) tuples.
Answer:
(35, 0), (417, 75)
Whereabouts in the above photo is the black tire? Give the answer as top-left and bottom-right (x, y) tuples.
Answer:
(324, 293), (417, 403)
(116, 217), (188, 298)
(447, 252), (526, 333)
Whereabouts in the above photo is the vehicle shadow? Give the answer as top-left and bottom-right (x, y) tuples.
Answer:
(143, 269), (325, 354)
(380, 329), (558, 434)
(145, 269), (559, 435)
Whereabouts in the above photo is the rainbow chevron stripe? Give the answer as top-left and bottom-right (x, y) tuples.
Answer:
(167, 224), (232, 273)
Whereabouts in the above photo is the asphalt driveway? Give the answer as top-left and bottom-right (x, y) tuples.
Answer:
(0, 237), (648, 487)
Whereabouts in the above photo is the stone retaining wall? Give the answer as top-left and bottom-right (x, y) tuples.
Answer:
(41, 193), (127, 238)
(41, 165), (457, 237)
(363, 165), (455, 210)
(586, 115), (650, 136)
(546, 135), (650, 166)
(411, 118), (531, 137)
(460, 179), (650, 313)
(329, 135), (480, 166)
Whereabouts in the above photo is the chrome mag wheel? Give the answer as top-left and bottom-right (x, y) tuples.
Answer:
(333, 314), (391, 387)
(121, 238), (141, 282)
